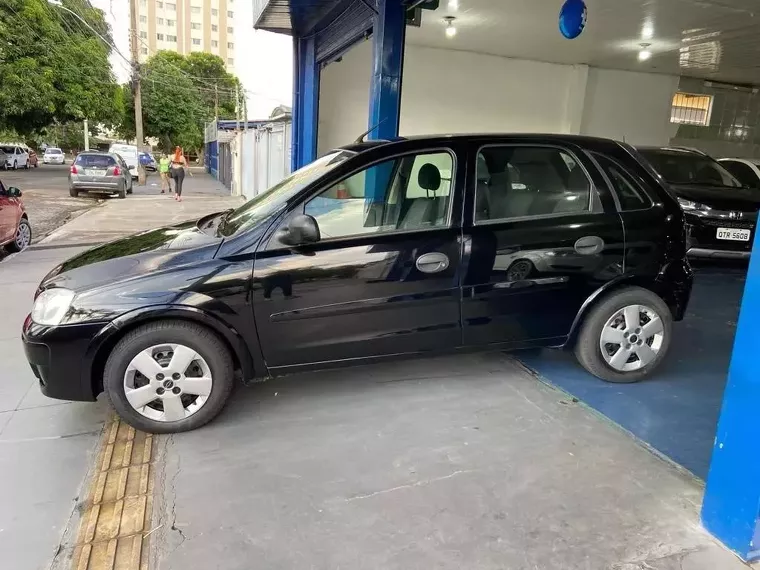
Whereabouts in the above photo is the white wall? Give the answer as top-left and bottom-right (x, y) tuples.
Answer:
(316, 42), (680, 153)
(317, 39), (372, 155)
(400, 45), (587, 136)
(580, 68), (679, 146)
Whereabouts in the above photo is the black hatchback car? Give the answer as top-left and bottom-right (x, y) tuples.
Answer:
(638, 146), (760, 260)
(22, 135), (692, 433)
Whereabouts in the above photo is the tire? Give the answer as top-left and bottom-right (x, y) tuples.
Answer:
(7, 217), (31, 252)
(574, 286), (672, 383)
(12, 161), (17, 170)
(69, 187), (78, 197)
(103, 320), (235, 433)
(24, 162), (28, 170)
(118, 183), (126, 199)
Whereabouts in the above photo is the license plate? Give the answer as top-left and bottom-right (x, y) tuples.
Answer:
(716, 227), (751, 241)
(87, 169), (106, 176)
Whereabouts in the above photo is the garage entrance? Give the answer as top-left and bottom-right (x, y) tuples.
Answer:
(253, 0), (760, 560)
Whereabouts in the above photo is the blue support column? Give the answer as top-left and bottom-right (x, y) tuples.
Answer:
(292, 35), (319, 171)
(702, 228), (760, 561)
(368, 0), (406, 141)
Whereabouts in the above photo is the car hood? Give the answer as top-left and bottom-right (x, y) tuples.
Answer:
(41, 219), (223, 293)
(669, 184), (760, 212)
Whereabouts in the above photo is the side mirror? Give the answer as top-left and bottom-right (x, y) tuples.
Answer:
(277, 214), (320, 246)
(8, 186), (21, 197)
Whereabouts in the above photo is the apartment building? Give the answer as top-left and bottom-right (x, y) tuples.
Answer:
(133, 0), (235, 68)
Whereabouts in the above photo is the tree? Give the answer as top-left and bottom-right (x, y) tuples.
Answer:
(120, 51), (244, 152)
(0, 0), (120, 135)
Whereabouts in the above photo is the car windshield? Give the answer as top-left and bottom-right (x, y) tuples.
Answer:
(639, 149), (742, 188)
(218, 150), (356, 237)
(75, 154), (116, 168)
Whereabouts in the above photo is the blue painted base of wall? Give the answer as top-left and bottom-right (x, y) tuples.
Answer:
(518, 263), (746, 480)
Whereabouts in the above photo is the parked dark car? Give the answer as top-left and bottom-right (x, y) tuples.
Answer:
(0, 179), (31, 252)
(22, 134), (692, 433)
(69, 152), (133, 198)
(638, 147), (760, 260)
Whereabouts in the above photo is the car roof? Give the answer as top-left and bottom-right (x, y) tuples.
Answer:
(636, 146), (706, 156)
(339, 133), (627, 153)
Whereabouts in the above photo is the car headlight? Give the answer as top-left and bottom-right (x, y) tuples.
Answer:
(678, 198), (711, 215)
(32, 288), (75, 326)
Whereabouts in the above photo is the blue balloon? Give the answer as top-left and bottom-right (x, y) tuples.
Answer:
(559, 0), (587, 39)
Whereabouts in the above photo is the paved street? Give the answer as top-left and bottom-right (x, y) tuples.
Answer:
(0, 172), (239, 570)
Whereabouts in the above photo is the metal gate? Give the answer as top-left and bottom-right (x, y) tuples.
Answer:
(218, 142), (233, 189)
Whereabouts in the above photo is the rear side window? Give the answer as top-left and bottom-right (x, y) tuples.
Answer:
(75, 154), (116, 168)
(475, 146), (591, 222)
(593, 153), (652, 211)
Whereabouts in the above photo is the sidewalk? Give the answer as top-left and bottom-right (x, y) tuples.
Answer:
(40, 173), (243, 246)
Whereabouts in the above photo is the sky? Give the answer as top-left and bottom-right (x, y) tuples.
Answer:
(91, 0), (293, 119)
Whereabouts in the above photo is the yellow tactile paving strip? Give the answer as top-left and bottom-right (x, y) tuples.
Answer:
(70, 418), (155, 570)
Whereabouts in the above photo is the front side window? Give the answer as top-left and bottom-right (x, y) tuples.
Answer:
(475, 146), (591, 222)
(304, 151), (453, 240)
(720, 160), (759, 189)
(594, 153), (651, 211)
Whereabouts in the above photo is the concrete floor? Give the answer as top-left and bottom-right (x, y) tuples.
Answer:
(151, 353), (746, 570)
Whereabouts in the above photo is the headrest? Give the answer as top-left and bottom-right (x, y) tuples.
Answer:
(418, 163), (441, 191)
(477, 154), (490, 183)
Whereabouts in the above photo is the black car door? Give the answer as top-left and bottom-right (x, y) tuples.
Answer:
(252, 145), (465, 370)
(461, 140), (625, 347)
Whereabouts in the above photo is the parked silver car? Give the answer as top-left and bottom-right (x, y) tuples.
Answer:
(69, 152), (133, 198)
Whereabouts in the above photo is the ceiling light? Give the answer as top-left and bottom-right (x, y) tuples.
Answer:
(642, 21), (654, 40)
(444, 16), (457, 38)
(448, 0), (459, 10)
(638, 42), (652, 61)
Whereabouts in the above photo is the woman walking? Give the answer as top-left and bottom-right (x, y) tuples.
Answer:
(169, 146), (190, 201)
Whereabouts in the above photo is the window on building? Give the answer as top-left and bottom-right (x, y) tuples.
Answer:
(157, 1), (163, 7)
(191, 6), (201, 13)
(140, 31), (148, 38)
(211, 24), (218, 32)
(157, 33), (165, 40)
(227, 42), (234, 49)
(227, 26), (233, 34)
(191, 22), (201, 30)
(141, 47), (148, 54)
(139, 15), (147, 23)
(167, 19), (175, 26)
(166, 2), (176, 10)
(227, 11), (233, 17)
(227, 58), (234, 65)
(140, 0), (146, 6)
(211, 40), (218, 47)
(670, 93), (713, 126)
(211, 8), (218, 15)
(474, 146), (591, 222)
(167, 35), (177, 42)
(192, 38), (201, 45)
(157, 17), (164, 24)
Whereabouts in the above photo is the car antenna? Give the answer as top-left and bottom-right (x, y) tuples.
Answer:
(354, 118), (387, 143)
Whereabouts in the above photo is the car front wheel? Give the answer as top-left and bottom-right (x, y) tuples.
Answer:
(104, 320), (235, 433)
(574, 286), (672, 383)
(7, 218), (31, 252)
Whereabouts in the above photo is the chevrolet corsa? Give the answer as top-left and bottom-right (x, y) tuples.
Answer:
(22, 135), (693, 433)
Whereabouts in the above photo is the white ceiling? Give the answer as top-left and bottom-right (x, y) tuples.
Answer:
(407, 0), (760, 85)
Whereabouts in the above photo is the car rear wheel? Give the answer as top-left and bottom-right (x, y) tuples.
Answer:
(7, 218), (31, 252)
(574, 287), (672, 383)
(104, 321), (235, 433)
(118, 183), (126, 199)
(69, 187), (78, 197)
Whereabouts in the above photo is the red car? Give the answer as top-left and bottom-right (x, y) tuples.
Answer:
(0, 180), (31, 252)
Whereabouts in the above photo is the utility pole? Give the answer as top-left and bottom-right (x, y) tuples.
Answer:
(129, 0), (146, 185)
(214, 84), (219, 118)
(83, 119), (89, 151)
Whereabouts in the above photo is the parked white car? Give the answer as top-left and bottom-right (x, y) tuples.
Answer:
(717, 158), (760, 189)
(43, 147), (66, 165)
(1, 145), (29, 170)
(108, 144), (139, 179)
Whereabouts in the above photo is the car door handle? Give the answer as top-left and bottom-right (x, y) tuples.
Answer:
(416, 252), (450, 274)
(574, 235), (605, 255)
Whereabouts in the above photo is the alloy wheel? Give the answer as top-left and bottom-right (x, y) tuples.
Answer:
(599, 304), (665, 372)
(123, 343), (213, 422)
(15, 222), (31, 250)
